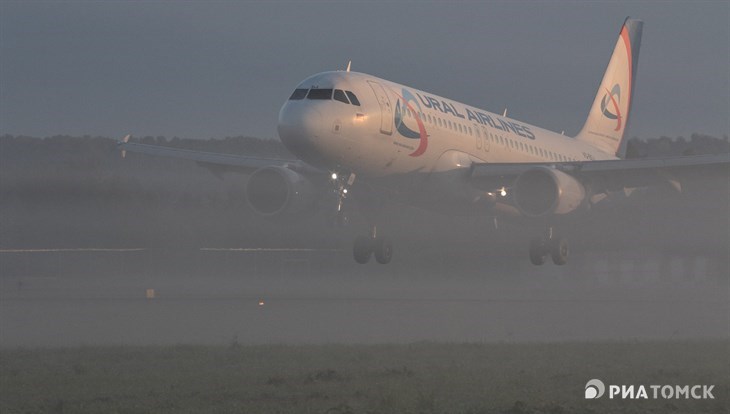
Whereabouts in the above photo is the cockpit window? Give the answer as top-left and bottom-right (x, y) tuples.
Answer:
(345, 91), (361, 106)
(307, 88), (333, 100)
(289, 88), (308, 100)
(333, 89), (350, 104)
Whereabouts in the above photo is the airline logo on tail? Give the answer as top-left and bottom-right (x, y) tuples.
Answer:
(600, 83), (623, 131)
(393, 88), (428, 157)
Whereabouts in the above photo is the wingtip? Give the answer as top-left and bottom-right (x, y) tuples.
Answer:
(119, 134), (131, 158)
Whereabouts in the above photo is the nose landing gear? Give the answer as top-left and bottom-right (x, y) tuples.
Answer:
(331, 172), (356, 227)
(529, 227), (568, 265)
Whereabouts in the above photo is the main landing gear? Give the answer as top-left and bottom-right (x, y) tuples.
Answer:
(329, 171), (393, 265)
(353, 226), (393, 264)
(529, 227), (568, 266)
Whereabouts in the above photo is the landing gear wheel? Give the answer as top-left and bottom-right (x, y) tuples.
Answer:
(353, 236), (373, 264)
(550, 237), (569, 265)
(374, 237), (393, 264)
(529, 237), (547, 266)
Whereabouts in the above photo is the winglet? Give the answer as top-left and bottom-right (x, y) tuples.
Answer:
(119, 134), (131, 158)
(346, 60), (351, 72)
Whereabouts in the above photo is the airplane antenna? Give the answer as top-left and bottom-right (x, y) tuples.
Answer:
(502, 108), (507, 117)
(346, 60), (351, 72)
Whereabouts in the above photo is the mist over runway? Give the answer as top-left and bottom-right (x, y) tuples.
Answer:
(1, 136), (728, 348)
(1, 246), (727, 347)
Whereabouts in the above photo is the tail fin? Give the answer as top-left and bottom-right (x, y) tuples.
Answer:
(575, 18), (643, 159)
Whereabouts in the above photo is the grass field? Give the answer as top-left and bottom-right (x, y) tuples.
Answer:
(1, 341), (727, 414)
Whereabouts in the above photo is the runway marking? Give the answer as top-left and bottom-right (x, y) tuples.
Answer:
(0, 248), (342, 253)
(0, 248), (147, 253)
(200, 248), (343, 252)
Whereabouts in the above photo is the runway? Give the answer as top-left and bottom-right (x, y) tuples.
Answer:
(1, 247), (727, 347)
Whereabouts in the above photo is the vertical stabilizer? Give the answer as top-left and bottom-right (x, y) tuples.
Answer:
(575, 18), (642, 158)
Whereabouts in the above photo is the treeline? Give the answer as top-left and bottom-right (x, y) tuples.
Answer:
(625, 134), (729, 157)
(0, 134), (294, 165)
(1, 133), (727, 163)
(0, 135), (315, 248)
(0, 134), (727, 251)
(1, 132), (726, 205)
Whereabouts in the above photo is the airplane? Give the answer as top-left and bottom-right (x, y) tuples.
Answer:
(118, 17), (729, 266)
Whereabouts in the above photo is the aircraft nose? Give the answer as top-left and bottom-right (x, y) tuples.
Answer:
(277, 103), (323, 151)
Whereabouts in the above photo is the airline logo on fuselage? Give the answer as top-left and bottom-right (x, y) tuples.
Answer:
(392, 88), (537, 157)
(393, 88), (429, 157)
(600, 83), (622, 131)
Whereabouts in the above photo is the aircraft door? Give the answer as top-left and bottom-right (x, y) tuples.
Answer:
(480, 126), (490, 152)
(367, 81), (393, 135)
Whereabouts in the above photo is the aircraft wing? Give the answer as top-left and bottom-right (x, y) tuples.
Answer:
(469, 153), (730, 193)
(117, 135), (319, 175)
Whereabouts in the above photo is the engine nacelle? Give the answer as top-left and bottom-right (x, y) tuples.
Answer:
(513, 167), (586, 217)
(245, 166), (315, 217)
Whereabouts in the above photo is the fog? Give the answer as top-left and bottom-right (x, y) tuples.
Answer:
(1, 248), (727, 347)
(1, 136), (728, 348)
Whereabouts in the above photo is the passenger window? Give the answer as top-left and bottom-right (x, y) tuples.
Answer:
(307, 88), (333, 100)
(289, 88), (308, 100)
(345, 91), (361, 106)
(333, 89), (350, 104)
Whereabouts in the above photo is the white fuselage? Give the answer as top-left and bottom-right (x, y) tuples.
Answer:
(277, 71), (617, 210)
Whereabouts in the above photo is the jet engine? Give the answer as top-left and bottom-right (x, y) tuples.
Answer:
(513, 167), (586, 217)
(245, 166), (316, 217)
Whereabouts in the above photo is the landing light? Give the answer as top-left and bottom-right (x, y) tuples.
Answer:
(499, 187), (507, 197)
(331, 173), (338, 180)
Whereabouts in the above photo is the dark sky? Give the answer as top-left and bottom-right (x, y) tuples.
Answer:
(1, 1), (727, 140)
